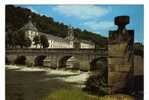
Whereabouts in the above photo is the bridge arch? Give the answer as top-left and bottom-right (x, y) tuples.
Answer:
(90, 57), (107, 72)
(34, 55), (46, 66)
(58, 56), (80, 69)
(15, 55), (27, 65)
(58, 56), (72, 68)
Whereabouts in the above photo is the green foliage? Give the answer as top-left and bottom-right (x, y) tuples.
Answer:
(84, 58), (108, 96)
(84, 72), (108, 96)
(40, 88), (88, 100)
(40, 35), (49, 48)
(24, 37), (32, 47)
(33, 35), (40, 48)
(6, 31), (16, 48)
(6, 29), (32, 48)
(6, 5), (107, 48)
(15, 30), (31, 48)
(33, 35), (49, 48)
(40, 88), (133, 100)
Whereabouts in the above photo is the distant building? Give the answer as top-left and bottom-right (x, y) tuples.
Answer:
(18, 17), (95, 49)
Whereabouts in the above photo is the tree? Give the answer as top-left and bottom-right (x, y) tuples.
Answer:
(40, 35), (49, 48)
(84, 58), (108, 95)
(24, 37), (32, 47)
(33, 35), (40, 48)
(84, 72), (108, 95)
(15, 31), (24, 48)
(15, 30), (31, 48)
(6, 31), (16, 48)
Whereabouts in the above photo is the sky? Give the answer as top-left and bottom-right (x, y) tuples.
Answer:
(19, 5), (144, 43)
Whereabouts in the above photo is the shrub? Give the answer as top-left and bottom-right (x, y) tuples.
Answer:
(84, 72), (108, 96)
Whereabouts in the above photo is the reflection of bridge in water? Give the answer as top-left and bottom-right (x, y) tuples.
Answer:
(6, 48), (108, 71)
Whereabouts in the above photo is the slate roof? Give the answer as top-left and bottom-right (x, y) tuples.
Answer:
(39, 32), (70, 43)
(19, 20), (38, 32)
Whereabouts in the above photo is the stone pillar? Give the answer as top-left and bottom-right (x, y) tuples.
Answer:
(108, 16), (134, 94)
(26, 56), (36, 66)
(77, 55), (90, 71)
(43, 56), (58, 69)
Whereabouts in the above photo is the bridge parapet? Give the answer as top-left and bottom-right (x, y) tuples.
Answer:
(6, 48), (107, 56)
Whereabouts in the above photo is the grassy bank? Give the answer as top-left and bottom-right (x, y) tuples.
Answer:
(40, 88), (134, 100)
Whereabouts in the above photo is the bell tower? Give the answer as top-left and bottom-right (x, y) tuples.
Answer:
(18, 15), (39, 48)
(66, 25), (75, 41)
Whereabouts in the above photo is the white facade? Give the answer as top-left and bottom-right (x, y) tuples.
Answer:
(25, 30), (40, 48)
(80, 42), (95, 49)
(20, 19), (95, 49)
(26, 30), (39, 41)
(47, 39), (73, 48)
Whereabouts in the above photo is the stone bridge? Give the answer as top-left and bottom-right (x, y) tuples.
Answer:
(6, 48), (107, 71)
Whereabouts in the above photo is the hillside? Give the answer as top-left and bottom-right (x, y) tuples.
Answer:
(6, 5), (107, 48)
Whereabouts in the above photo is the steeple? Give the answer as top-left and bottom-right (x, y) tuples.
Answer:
(66, 25), (75, 40)
(20, 15), (38, 32)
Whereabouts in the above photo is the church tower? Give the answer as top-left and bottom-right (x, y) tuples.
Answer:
(66, 25), (75, 41)
(23, 16), (38, 40)
(66, 25), (80, 49)
(18, 15), (39, 48)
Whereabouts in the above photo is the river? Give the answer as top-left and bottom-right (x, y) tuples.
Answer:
(6, 65), (89, 100)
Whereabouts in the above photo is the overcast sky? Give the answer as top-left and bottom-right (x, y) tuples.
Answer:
(19, 5), (144, 43)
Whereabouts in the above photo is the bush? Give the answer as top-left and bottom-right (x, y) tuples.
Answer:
(84, 72), (108, 96)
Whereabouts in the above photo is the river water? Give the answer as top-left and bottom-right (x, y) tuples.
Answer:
(6, 65), (89, 100)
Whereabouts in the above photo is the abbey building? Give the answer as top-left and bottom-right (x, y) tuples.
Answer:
(18, 18), (95, 49)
